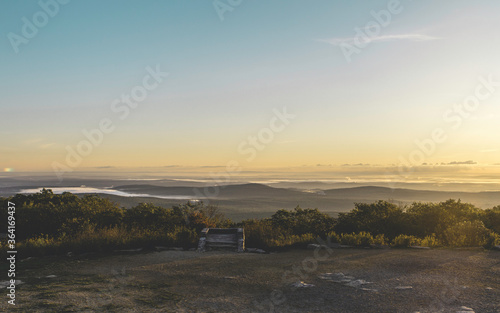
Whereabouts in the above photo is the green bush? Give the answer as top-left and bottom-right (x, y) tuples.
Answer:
(443, 220), (491, 247)
(268, 233), (316, 248)
(335, 201), (406, 239)
(1, 190), (124, 240)
(391, 234), (421, 248)
(2, 192), (499, 257)
(339, 233), (357, 246)
(325, 231), (340, 243)
(406, 200), (481, 238)
(270, 207), (335, 237)
(420, 234), (441, 247)
(239, 219), (282, 249)
(18, 235), (60, 256)
(340, 232), (374, 247)
(483, 231), (500, 249)
(240, 219), (317, 249)
(373, 234), (387, 245)
(174, 227), (199, 249)
(481, 206), (500, 234)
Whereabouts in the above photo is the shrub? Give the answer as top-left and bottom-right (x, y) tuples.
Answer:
(1, 190), (124, 240)
(325, 231), (340, 243)
(392, 235), (421, 248)
(267, 233), (316, 248)
(174, 227), (198, 249)
(373, 234), (387, 245)
(240, 218), (319, 249)
(481, 206), (500, 234)
(442, 220), (491, 247)
(483, 231), (500, 249)
(340, 232), (374, 247)
(270, 207), (335, 237)
(124, 203), (178, 231)
(420, 234), (441, 248)
(18, 235), (60, 256)
(356, 231), (374, 247)
(406, 200), (481, 238)
(335, 201), (406, 239)
(3, 192), (499, 257)
(239, 219), (280, 249)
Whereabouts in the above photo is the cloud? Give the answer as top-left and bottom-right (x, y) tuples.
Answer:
(480, 149), (499, 153)
(318, 33), (439, 46)
(22, 138), (57, 150)
(441, 160), (477, 165)
(39, 143), (56, 149)
(342, 163), (370, 167)
(23, 138), (45, 145)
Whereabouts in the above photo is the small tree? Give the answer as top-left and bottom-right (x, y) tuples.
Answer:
(443, 220), (492, 247)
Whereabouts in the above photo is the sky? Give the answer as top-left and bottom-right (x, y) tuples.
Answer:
(1, 0), (500, 180)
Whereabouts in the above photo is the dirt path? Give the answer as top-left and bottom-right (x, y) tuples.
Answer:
(2, 248), (499, 312)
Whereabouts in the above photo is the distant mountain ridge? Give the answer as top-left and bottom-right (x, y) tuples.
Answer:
(3, 180), (500, 221)
(113, 183), (304, 198)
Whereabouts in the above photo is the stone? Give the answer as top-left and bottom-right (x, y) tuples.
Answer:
(155, 246), (169, 251)
(197, 237), (206, 252)
(168, 247), (184, 251)
(0, 280), (23, 288)
(291, 281), (315, 288)
(307, 243), (320, 249)
(319, 272), (355, 283)
(345, 279), (372, 288)
(319, 272), (373, 288)
(246, 248), (266, 254)
(410, 246), (430, 249)
(360, 287), (378, 292)
(113, 248), (143, 253)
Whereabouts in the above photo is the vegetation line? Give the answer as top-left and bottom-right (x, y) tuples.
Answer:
(1, 189), (499, 258)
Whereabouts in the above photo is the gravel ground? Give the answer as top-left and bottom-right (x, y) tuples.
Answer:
(2, 247), (499, 312)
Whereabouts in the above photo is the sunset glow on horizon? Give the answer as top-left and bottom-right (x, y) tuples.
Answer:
(2, 1), (500, 181)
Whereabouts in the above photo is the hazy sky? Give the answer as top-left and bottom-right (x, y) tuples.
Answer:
(1, 0), (500, 175)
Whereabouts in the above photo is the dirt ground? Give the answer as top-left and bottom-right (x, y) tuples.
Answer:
(2, 247), (499, 312)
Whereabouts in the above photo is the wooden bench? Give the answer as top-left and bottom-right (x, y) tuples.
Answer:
(198, 228), (245, 252)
